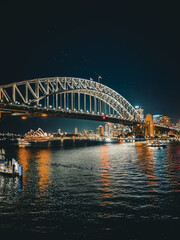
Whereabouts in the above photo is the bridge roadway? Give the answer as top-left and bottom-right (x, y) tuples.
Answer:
(0, 103), (138, 126)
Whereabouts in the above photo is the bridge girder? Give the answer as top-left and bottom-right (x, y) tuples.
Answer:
(0, 77), (141, 123)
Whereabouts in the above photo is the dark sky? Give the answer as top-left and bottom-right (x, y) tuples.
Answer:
(0, 1), (179, 133)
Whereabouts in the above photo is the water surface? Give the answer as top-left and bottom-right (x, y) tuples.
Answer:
(0, 141), (180, 239)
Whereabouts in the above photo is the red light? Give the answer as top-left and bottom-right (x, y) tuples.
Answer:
(102, 116), (106, 120)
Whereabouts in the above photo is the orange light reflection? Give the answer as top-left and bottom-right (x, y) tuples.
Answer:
(99, 145), (112, 207)
(17, 148), (31, 184)
(37, 149), (52, 195)
(136, 142), (157, 190)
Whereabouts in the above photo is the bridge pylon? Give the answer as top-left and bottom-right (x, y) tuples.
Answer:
(145, 114), (154, 138)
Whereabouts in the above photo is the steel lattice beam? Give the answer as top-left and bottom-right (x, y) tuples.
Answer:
(0, 77), (142, 123)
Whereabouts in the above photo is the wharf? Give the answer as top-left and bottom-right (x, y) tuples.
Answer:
(0, 161), (19, 176)
(0, 149), (23, 177)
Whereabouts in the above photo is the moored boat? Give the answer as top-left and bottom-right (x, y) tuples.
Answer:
(147, 140), (167, 148)
(17, 139), (31, 147)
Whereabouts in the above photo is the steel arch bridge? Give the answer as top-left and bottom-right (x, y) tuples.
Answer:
(0, 77), (141, 125)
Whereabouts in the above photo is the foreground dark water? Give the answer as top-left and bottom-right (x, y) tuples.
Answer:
(0, 141), (180, 239)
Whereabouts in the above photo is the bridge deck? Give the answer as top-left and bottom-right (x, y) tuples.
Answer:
(0, 103), (138, 125)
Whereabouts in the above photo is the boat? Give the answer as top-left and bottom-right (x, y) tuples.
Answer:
(17, 139), (31, 147)
(147, 140), (167, 148)
(98, 137), (118, 143)
(104, 137), (114, 142)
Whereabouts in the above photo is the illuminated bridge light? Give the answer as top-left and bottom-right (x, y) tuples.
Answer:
(42, 113), (47, 117)
(22, 116), (27, 120)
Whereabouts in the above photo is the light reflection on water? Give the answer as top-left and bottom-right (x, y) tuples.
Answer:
(17, 148), (52, 196)
(136, 143), (157, 190)
(99, 145), (112, 207)
(0, 141), (180, 239)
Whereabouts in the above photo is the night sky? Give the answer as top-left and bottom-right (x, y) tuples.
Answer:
(0, 1), (179, 133)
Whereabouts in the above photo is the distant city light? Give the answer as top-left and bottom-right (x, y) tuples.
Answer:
(21, 116), (27, 120)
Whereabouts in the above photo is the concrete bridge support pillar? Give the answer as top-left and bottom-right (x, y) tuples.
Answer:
(145, 114), (154, 138)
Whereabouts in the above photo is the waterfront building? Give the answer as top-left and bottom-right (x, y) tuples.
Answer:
(82, 129), (88, 136)
(176, 121), (180, 130)
(75, 127), (78, 134)
(159, 116), (172, 127)
(113, 124), (131, 137)
(135, 106), (144, 121)
(58, 129), (61, 134)
(104, 122), (112, 137)
(96, 125), (104, 136)
(153, 114), (163, 124)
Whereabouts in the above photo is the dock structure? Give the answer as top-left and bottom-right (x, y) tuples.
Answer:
(0, 149), (23, 177)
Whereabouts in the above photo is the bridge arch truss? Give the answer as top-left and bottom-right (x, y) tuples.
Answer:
(0, 77), (141, 123)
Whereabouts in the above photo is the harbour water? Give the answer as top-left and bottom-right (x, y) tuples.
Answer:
(0, 141), (180, 239)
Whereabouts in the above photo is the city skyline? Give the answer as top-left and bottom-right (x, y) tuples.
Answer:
(1, 112), (179, 136)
